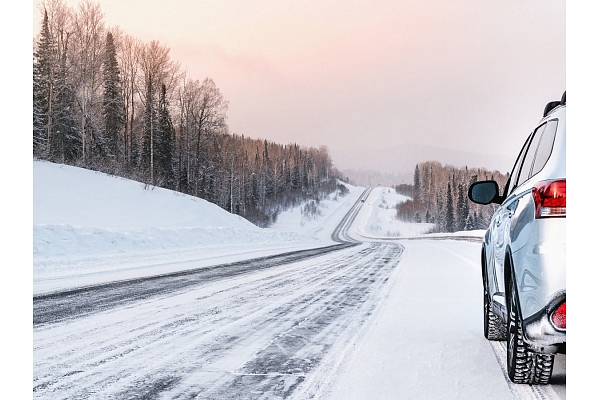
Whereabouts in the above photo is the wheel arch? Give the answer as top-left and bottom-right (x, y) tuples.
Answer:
(504, 248), (522, 324)
(480, 243), (487, 285)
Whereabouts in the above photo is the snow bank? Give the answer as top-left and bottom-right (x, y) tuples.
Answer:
(33, 161), (321, 293)
(34, 161), (257, 230)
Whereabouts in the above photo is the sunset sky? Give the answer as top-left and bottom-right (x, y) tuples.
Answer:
(32, 0), (566, 173)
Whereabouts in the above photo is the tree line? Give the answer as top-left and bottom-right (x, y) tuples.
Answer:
(33, 0), (342, 227)
(394, 161), (509, 232)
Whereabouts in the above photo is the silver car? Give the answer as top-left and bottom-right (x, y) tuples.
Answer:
(468, 92), (566, 385)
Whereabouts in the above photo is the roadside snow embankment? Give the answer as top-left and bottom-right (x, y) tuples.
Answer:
(33, 161), (365, 294)
(33, 161), (327, 293)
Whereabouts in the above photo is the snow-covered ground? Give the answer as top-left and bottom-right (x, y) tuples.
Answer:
(32, 161), (566, 399)
(33, 161), (364, 294)
(355, 186), (435, 238)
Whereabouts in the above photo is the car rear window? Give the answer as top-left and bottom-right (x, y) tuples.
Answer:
(507, 133), (533, 195)
(512, 119), (559, 190)
(530, 119), (558, 177)
(514, 123), (546, 188)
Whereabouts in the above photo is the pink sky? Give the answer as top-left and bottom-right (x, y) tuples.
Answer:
(32, 0), (565, 174)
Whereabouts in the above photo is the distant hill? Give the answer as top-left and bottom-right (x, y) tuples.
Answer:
(333, 144), (513, 185)
(340, 169), (413, 187)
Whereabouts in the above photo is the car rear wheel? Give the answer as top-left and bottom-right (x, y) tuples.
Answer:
(532, 353), (554, 385)
(506, 275), (555, 384)
(483, 281), (505, 341)
(507, 275), (532, 383)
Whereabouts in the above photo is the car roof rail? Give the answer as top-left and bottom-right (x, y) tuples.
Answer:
(543, 101), (561, 117)
(543, 91), (566, 117)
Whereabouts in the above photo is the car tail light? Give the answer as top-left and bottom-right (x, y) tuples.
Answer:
(532, 179), (566, 218)
(550, 301), (566, 330)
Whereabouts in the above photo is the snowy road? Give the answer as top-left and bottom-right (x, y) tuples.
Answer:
(33, 241), (403, 399)
(33, 243), (356, 327)
(34, 188), (406, 399)
(325, 239), (566, 400)
(33, 239), (566, 400)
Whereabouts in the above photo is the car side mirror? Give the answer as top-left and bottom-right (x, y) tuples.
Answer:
(468, 181), (502, 205)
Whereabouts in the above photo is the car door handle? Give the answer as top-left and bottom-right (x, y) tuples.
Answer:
(507, 199), (519, 213)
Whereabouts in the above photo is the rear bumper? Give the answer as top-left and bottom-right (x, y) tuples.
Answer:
(522, 291), (566, 354)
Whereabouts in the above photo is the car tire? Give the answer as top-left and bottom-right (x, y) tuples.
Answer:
(483, 268), (505, 340)
(532, 353), (554, 385)
(507, 275), (533, 383)
(506, 274), (555, 385)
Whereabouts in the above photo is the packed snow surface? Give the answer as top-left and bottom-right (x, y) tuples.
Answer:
(32, 161), (565, 399)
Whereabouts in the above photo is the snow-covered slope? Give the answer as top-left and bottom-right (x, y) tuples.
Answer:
(33, 161), (349, 294)
(34, 161), (258, 230)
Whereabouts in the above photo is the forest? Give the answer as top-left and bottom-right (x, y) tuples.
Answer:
(394, 161), (509, 232)
(32, 0), (344, 227)
(33, 0), (509, 232)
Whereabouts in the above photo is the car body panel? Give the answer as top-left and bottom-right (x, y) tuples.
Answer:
(476, 104), (566, 352)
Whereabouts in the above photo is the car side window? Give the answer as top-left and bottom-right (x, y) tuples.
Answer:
(530, 119), (558, 177)
(507, 133), (533, 195)
(514, 123), (546, 189)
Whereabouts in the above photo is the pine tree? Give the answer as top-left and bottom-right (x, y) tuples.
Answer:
(263, 140), (274, 199)
(292, 146), (301, 190)
(415, 212), (422, 223)
(452, 173), (457, 193)
(33, 10), (55, 157)
(156, 84), (174, 186)
(473, 210), (481, 229)
(142, 78), (157, 182)
(462, 186), (470, 229)
(456, 183), (466, 231)
(465, 213), (475, 230)
(52, 36), (80, 163)
(413, 164), (421, 202)
(445, 181), (455, 232)
(425, 209), (432, 224)
(102, 31), (126, 163)
(33, 55), (47, 156)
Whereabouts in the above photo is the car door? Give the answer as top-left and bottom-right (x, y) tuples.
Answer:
(493, 121), (554, 306)
(508, 120), (559, 253)
(490, 132), (533, 306)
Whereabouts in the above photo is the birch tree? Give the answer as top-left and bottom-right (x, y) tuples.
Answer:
(138, 40), (180, 183)
(116, 32), (142, 169)
(70, 0), (106, 164)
